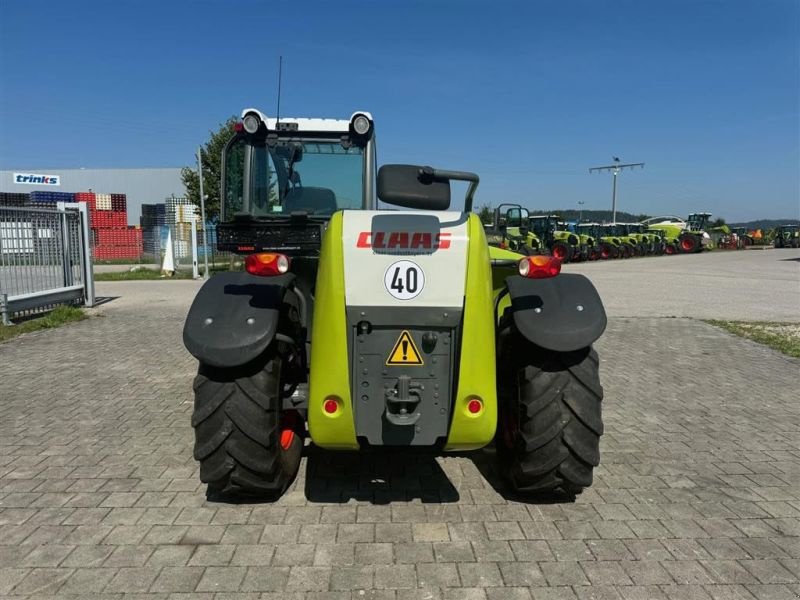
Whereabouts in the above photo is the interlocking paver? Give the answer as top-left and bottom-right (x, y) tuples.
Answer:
(0, 270), (798, 598)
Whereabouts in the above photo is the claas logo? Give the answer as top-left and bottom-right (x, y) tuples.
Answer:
(357, 231), (451, 250)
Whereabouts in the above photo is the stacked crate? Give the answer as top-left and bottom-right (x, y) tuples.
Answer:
(166, 197), (199, 258)
(75, 191), (142, 260)
(140, 203), (166, 255)
(29, 191), (75, 206)
(0, 192), (30, 207)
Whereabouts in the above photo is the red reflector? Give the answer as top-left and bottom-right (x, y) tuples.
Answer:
(467, 399), (483, 414)
(234, 122), (244, 132)
(245, 253), (290, 276)
(323, 398), (339, 414)
(237, 245), (255, 252)
(279, 429), (295, 450)
(519, 255), (561, 279)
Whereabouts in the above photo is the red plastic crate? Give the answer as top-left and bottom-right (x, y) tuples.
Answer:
(95, 228), (141, 246)
(75, 192), (96, 209)
(93, 245), (142, 260)
(111, 211), (127, 227)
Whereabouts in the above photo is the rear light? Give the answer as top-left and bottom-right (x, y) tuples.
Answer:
(245, 253), (290, 276)
(518, 255), (561, 279)
(323, 397), (340, 415)
(467, 397), (483, 415)
(233, 122), (244, 132)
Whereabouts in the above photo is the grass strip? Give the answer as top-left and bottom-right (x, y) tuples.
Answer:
(706, 320), (800, 359)
(0, 305), (87, 343)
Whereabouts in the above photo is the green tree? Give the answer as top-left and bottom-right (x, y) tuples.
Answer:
(712, 217), (727, 227)
(181, 116), (238, 222)
(476, 203), (494, 225)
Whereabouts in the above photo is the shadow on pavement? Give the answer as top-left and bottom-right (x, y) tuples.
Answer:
(304, 444), (460, 504)
(470, 445), (578, 505)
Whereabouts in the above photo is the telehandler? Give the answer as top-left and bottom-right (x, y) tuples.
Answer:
(183, 109), (607, 500)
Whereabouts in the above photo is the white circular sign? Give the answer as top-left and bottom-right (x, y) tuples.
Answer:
(384, 260), (425, 300)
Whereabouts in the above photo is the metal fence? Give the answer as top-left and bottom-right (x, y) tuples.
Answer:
(119, 222), (238, 273)
(0, 203), (94, 324)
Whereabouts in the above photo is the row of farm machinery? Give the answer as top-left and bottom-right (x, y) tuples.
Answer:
(484, 206), (798, 263)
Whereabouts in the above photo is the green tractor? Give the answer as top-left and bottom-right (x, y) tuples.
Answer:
(484, 203), (542, 255)
(569, 223), (599, 260)
(182, 108), (607, 500)
(529, 214), (583, 262)
(601, 224), (640, 258)
(624, 223), (664, 255)
(576, 223), (620, 259)
(648, 226), (679, 254)
(641, 214), (709, 254)
(774, 224), (800, 248)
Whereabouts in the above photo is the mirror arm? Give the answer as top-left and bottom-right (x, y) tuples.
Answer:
(427, 168), (480, 213)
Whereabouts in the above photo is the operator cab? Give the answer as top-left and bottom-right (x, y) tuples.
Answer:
(217, 108), (377, 255)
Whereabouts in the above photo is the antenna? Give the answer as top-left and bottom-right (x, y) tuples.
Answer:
(589, 159), (645, 223)
(276, 55), (283, 125)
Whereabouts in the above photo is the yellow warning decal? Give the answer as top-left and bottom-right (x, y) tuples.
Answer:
(386, 330), (424, 366)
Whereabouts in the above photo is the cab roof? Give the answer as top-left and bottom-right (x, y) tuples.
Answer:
(241, 108), (373, 133)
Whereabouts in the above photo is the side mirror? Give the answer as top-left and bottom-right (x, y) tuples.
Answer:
(378, 165), (451, 210)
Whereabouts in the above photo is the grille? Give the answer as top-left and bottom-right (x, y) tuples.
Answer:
(217, 221), (323, 255)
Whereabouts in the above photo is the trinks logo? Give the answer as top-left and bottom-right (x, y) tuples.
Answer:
(14, 173), (60, 186)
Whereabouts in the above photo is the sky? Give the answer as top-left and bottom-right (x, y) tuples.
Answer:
(0, 0), (798, 221)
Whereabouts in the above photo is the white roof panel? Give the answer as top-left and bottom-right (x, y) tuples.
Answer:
(240, 108), (372, 133)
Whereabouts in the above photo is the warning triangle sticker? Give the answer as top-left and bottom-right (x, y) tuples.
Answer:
(386, 330), (424, 366)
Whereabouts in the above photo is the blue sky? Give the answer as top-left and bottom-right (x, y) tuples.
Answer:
(0, 0), (797, 221)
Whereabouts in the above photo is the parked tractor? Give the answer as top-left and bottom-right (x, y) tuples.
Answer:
(774, 224), (800, 248)
(641, 214), (709, 254)
(182, 109), (607, 501)
(529, 215), (582, 262)
(602, 224), (640, 257)
(730, 227), (753, 247)
(484, 204), (542, 255)
(577, 223), (619, 259)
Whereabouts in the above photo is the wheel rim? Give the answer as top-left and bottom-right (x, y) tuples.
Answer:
(601, 247), (610, 259)
(552, 245), (566, 259)
(681, 237), (695, 251)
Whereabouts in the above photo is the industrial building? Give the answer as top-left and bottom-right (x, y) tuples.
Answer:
(0, 168), (186, 226)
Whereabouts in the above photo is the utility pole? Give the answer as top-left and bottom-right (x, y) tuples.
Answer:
(197, 147), (210, 280)
(589, 158), (644, 223)
(577, 201), (585, 222)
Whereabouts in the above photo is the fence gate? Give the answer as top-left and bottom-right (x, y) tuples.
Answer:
(0, 203), (94, 325)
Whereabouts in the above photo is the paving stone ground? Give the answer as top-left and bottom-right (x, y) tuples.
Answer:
(1, 252), (799, 599)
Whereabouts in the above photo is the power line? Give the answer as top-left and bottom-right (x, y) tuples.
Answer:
(589, 158), (645, 223)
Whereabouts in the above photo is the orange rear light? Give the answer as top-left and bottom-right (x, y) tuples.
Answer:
(245, 253), (290, 276)
(518, 255), (561, 279)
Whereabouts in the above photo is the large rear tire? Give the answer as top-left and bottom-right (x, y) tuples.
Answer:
(497, 331), (604, 494)
(192, 352), (303, 500)
(551, 241), (572, 262)
(678, 233), (699, 253)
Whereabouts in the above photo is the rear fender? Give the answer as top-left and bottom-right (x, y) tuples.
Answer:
(183, 271), (296, 368)
(502, 274), (606, 352)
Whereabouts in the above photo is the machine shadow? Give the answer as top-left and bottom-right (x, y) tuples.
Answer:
(469, 445), (578, 505)
(304, 444), (460, 504)
(303, 443), (576, 505)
